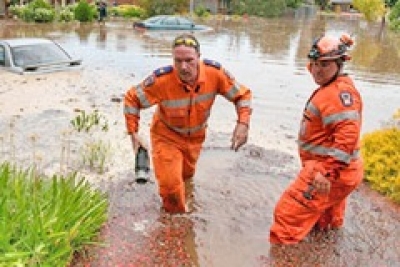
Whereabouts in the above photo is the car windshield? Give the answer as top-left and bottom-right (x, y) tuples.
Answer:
(11, 43), (71, 67)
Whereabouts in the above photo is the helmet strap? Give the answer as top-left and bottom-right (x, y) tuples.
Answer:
(322, 61), (342, 86)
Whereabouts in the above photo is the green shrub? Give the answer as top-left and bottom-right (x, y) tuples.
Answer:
(120, 5), (146, 18)
(27, 0), (52, 10)
(33, 7), (55, 22)
(21, 7), (36, 22)
(230, 0), (287, 17)
(139, 0), (187, 16)
(8, 4), (25, 18)
(361, 110), (400, 204)
(389, 1), (400, 31)
(74, 0), (96, 22)
(194, 5), (210, 18)
(10, 0), (55, 22)
(70, 110), (109, 133)
(353, 0), (386, 22)
(59, 7), (75, 22)
(70, 110), (111, 173)
(0, 162), (108, 266)
(66, 2), (78, 13)
(109, 6), (119, 16)
(81, 140), (111, 174)
(110, 4), (146, 18)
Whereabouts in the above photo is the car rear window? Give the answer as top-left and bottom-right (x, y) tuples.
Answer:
(11, 43), (71, 67)
(177, 18), (192, 25)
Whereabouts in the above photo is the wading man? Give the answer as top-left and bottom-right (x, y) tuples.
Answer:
(124, 34), (252, 213)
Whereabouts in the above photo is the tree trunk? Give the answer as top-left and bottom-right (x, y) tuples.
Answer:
(378, 15), (386, 41)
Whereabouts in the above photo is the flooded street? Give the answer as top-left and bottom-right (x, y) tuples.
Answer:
(1, 13), (400, 266)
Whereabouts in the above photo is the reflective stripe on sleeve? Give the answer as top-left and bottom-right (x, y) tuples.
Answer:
(236, 99), (251, 108)
(298, 140), (359, 164)
(136, 85), (152, 108)
(124, 106), (139, 116)
(306, 102), (320, 117)
(323, 110), (360, 126)
(224, 83), (241, 101)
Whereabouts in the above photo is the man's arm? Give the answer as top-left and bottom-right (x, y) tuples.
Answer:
(218, 67), (252, 151)
(124, 73), (161, 153)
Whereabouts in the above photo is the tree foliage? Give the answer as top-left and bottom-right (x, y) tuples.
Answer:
(139, 0), (187, 16)
(386, 0), (399, 8)
(389, 0), (400, 30)
(353, 0), (386, 21)
(230, 0), (287, 17)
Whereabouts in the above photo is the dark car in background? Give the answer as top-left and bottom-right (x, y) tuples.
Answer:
(0, 38), (82, 75)
(133, 15), (211, 31)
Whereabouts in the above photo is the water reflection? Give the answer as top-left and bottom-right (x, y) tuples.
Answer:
(1, 16), (399, 85)
(75, 23), (93, 44)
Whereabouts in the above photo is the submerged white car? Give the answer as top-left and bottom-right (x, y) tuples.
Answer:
(0, 38), (82, 75)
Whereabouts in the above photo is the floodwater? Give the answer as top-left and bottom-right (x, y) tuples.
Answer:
(1, 13), (400, 267)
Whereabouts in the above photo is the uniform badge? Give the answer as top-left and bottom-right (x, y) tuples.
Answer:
(339, 92), (353, 107)
(224, 69), (235, 80)
(154, 66), (173, 77)
(143, 74), (155, 87)
(203, 59), (221, 69)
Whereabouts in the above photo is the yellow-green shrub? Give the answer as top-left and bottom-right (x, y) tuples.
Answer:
(361, 111), (400, 204)
(110, 4), (146, 18)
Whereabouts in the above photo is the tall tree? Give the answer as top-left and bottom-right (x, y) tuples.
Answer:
(353, 0), (386, 21)
(353, 0), (386, 37)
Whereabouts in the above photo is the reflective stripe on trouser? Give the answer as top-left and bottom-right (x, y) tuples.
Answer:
(151, 126), (203, 213)
(269, 161), (363, 244)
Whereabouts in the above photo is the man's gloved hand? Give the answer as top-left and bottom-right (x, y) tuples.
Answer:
(311, 172), (331, 195)
(231, 122), (249, 152)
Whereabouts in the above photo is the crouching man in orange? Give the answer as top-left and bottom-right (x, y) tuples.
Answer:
(270, 34), (364, 244)
(124, 34), (252, 213)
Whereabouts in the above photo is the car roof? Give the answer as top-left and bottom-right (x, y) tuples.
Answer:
(1, 38), (55, 48)
(144, 15), (191, 21)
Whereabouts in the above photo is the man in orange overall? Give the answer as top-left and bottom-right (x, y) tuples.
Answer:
(269, 34), (364, 244)
(124, 34), (252, 213)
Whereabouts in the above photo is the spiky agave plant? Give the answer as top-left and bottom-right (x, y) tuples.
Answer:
(0, 162), (108, 266)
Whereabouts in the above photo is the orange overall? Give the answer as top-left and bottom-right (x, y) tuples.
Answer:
(270, 75), (364, 244)
(124, 59), (252, 213)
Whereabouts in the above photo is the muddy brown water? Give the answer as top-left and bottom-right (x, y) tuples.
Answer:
(1, 14), (400, 266)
